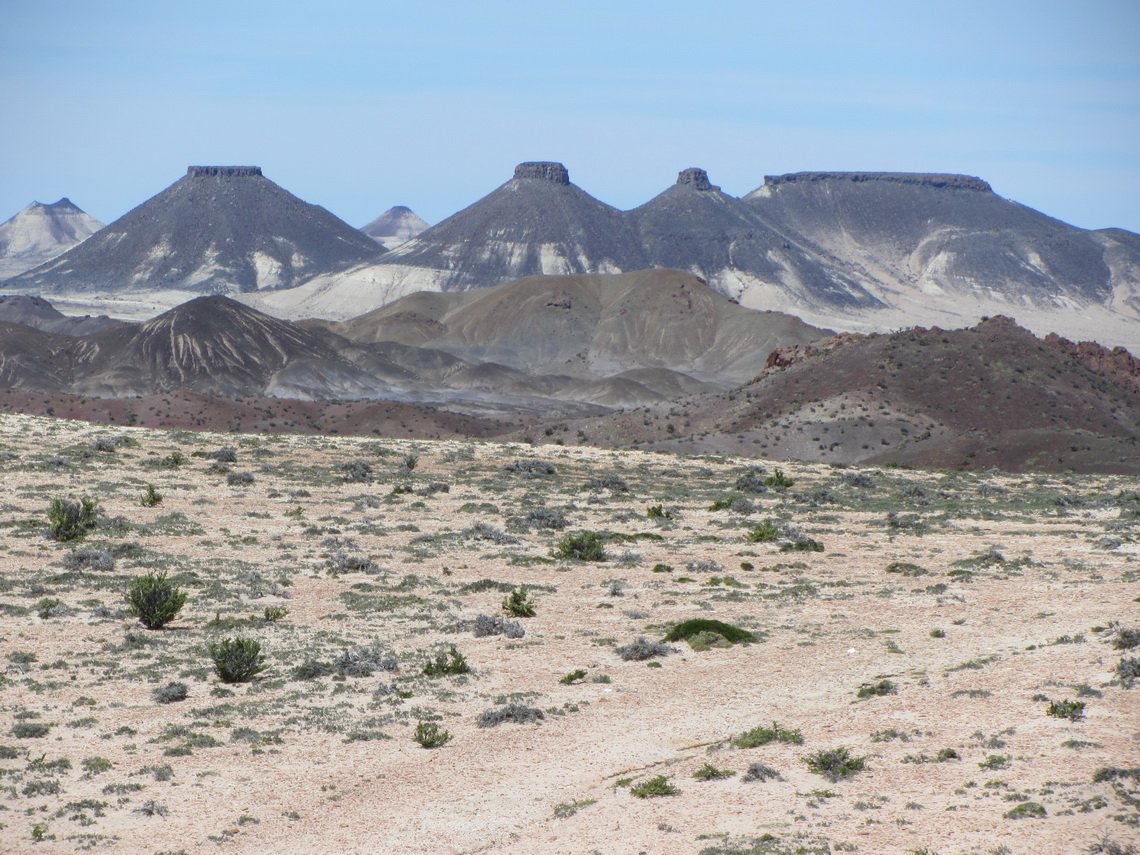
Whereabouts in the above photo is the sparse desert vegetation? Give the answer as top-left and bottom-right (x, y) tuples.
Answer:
(0, 412), (1136, 853)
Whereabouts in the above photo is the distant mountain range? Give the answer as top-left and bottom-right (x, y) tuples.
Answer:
(3, 162), (1137, 351)
(251, 163), (1140, 351)
(0, 198), (103, 280)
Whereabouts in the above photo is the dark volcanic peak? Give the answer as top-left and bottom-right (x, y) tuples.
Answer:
(4, 166), (384, 296)
(377, 161), (645, 290)
(762, 172), (993, 192)
(513, 162), (570, 184)
(66, 295), (392, 399)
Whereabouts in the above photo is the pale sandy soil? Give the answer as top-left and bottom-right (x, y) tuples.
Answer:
(0, 414), (1136, 855)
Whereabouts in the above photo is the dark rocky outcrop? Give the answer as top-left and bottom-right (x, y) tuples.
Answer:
(514, 162), (571, 184)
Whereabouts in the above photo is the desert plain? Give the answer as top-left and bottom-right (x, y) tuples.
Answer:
(0, 413), (1136, 854)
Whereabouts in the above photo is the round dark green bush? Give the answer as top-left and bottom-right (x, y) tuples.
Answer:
(208, 637), (267, 683)
(125, 571), (187, 630)
(663, 619), (757, 646)
(553, 530), (606, 561)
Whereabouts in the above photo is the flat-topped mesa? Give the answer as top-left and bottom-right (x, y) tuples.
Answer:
(763, 172), (993, 193)
(186, 166), (263, 178)
(513, 162), (570, 184)
(676, 168), (718, 191)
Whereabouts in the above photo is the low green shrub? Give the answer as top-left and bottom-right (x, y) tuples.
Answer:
(414, 721), (451, 748)
(560, 669), (587, 685)
(663, 619), (757, 647)
(733, 721), (804, 748)
(857, 679), (898, 699)
(208, 637), (266, 683)
(764, 468), (795, 489)
(139, 484), (163, 507)
(1046, 698), (1086, 721)
(885, 561), (928, 576)
(48, 496), (99, 542)
(12, 722), (51, 739)
(553, 531), (606, 561)
(745, 521), (780, 542)
(803, 747), (867, 781)
(502, 586), (537, 617)
(780, 536), (824, 553)
(422, 645), (470, 677)
(125, 571), (187, 629)
(630, 775), (678, 797)
(1003, 801), (1046, 819)
(693, 763), (736, 781)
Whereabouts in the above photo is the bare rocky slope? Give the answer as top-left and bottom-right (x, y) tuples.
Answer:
(316, 268), (825, 385)
(0, 294), (124, 337)
(0, 198), (103, 279)
(0, 274), (828, 409)
(4, 167), (384, 296)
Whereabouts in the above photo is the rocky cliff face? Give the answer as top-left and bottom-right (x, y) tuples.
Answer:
(3, 167), (384, 296)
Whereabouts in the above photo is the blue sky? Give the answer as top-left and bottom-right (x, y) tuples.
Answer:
(1, 0), (1137, 231)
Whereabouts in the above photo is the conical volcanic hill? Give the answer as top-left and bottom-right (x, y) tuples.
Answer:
(361, 205), (430, 249)
(5, 167), (384, 297)
(630, 168), (879, 310)
(0, 198), (103, 279)
(66, 295), (396, 399)
(383, 162), (645, 287)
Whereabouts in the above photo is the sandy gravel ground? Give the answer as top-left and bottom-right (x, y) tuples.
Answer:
(0, 413), (1136, 854)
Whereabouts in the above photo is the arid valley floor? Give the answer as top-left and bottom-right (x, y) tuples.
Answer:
(0, 414), (1136, 854)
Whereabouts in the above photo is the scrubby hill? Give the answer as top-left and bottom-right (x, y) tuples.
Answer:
(518, 316), (1140, 474)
